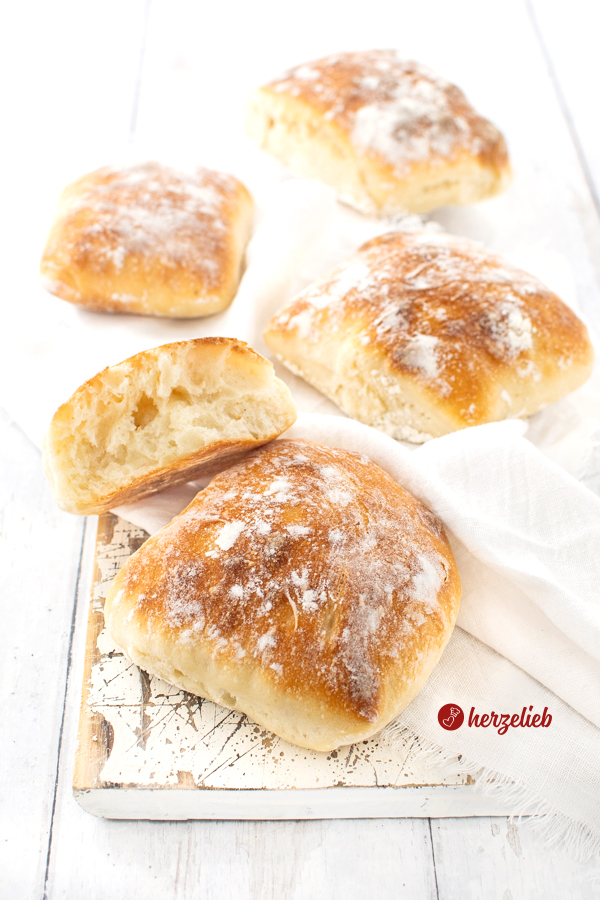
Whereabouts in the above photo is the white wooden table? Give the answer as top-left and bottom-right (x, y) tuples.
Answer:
(2, 1), (600, 896)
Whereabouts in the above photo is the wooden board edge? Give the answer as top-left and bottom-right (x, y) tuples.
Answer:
(73, 784), (514, 820)
(69, 515), (513, 819)
(70, 514), (468, 801)
(73, 512), (120, 793)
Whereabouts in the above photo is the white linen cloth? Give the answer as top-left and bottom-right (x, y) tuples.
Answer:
(117, 413), (600, 859)
(2, 178), (600, 857)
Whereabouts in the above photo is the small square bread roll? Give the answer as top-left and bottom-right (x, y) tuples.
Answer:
(42, 338), (297, 515)
(246, 50), (510, 215)
(264, 231), (594, 443)
(104, 439), (461, 752)
(40, 162), (253, 317)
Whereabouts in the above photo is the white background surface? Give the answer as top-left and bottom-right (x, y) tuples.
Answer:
(2, 0), (600, 897)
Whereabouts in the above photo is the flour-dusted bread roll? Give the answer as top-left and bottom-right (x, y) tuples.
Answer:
(40, 162), (253, 317)
(42, 338), (297, 515)
(246, 50), (510, 216)
(104, 439), (461, 752)
(264, 231), (594, 443)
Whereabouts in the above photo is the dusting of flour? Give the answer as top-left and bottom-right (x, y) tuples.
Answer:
(268, 230), (565, 421)
(58, 162), (241, 288)
(121, 441), (454, 723)
(269, 50), (504, 176)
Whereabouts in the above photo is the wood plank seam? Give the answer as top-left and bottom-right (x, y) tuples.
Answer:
(525, 0), (600, 222)
(129, 0), (154, 142)
(428, 818), (441, 899)
(42, 518), (87, 900)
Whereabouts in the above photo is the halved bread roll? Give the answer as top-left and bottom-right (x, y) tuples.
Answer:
(40, 162), (253, 317)
(104, 439), (461, 752)
(246, 50), (510, 215)
(42, 338), (297, 515)
(264, 231), (594, 442)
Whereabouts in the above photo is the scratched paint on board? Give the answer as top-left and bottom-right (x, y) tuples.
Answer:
(84, 514), (468, 790)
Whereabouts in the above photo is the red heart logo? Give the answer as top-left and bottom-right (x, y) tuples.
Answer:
(438, 704), (464, 730)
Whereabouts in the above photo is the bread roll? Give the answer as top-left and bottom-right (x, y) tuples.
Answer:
(104, 439), (461, 752)
(40, 162), (253, 317)
(264, 231), (594, 442)
(246, 50), (510, 215)
(42, 338), (297, 515)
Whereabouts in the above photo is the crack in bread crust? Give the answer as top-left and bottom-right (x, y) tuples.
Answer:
(105, 439), (461, 751)
(264, 231), (594, 440)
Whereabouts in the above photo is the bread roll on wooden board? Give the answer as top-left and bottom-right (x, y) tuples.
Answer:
(42, 338), (297, 515)
(40, 162), (253, 318)
(246, 50), (510, 216)
(264, 231), (594, 442)
(104, 439), (461, 752)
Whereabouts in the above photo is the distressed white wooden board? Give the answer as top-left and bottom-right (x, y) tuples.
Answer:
(76, 514), (513, 819)
(47, 515), (445, 900)
(78, 786), (512, 822)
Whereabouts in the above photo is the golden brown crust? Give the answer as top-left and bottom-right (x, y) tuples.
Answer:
(40, 162), (254, 317)
(43, 337), (297, 515)
(247, 50), (510, 215)
(264, 231), (594, 441)
(105, 439), (461, 751)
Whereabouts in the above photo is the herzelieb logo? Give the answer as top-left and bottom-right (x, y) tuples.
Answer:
(437, 704), (553, 734)
(438, 704), (464, 730)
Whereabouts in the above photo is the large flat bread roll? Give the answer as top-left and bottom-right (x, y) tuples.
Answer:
(40, 162), (253, 317)
(264, 231), (594, 443)
(42, 338), (296, 515)
(104, 440), (461, 752)
(246, 50), (510, 215)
